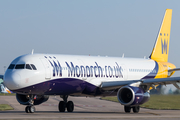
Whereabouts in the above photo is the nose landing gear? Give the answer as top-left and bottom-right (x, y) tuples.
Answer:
(25, 106), (35, 113)
(58, 95), (74, 112)
(25, 95), (36, 113)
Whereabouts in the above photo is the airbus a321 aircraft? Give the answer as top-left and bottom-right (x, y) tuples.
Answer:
(3, 9), (180, 113)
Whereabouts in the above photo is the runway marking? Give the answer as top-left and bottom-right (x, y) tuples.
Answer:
(145, 112), (160, 115)
(41, 103), (105, 107)
(75, 104), (105, 107)
(42, 103), (58, 106)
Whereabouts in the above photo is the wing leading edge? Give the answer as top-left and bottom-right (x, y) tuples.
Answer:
(100, 77), (180, 90)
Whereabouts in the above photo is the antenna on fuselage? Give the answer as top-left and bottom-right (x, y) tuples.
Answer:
(122, 53), (124, 58)
(31, 49), (34, 54)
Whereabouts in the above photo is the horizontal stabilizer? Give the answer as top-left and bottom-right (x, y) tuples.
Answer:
(168, 68), (180, 72)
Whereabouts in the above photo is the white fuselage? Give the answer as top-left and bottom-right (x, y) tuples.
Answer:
(4, 54), (157, 96)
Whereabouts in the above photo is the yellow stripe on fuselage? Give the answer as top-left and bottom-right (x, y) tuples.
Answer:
(155, 62), (176, 78)
(149, 61), (175, 90)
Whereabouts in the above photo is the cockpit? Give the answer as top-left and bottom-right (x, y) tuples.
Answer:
(8, 64), (37, 70)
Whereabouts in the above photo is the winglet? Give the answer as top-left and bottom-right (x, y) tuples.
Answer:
(149, 9), (172, 62)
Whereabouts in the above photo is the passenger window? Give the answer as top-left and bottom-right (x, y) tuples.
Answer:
(8, 64), (15, 69)
(26, 64), (32, 70)
(30, 64), (37, 70)
(15, 64), (25, 69)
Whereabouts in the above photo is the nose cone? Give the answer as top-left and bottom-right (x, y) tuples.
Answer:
(4, 71), (21, 90)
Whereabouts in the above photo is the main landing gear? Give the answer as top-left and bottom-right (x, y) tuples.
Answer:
(58, 95), (74, 112)
(124, 106), (140, 113)
(25, 95), (36, 113)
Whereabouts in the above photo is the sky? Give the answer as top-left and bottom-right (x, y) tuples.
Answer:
(1, 0), (180, 78)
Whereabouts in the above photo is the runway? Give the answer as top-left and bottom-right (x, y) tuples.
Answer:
(0, 96), (180, 120)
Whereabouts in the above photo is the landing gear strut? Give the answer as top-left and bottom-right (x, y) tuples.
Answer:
(25, 95), (35, 113)
(124, 106), (140, 113)
(58, 95), (74, 112)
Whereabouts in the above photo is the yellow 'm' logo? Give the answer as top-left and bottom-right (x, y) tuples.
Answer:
(161, 39), (168, 54)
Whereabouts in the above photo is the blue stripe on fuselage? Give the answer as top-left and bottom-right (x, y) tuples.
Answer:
(142, 61), (159, 79)
(11, 78), (100, 96)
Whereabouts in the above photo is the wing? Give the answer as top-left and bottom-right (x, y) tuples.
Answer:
(100, 80), (140, 90)
(100, 77), (180, 90)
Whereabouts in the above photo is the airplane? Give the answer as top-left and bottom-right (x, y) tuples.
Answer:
(3, 9), (180, 113)
(0, 75), (13, 93)
(0, 75), (3, 79)
(0, 83), (13, 93)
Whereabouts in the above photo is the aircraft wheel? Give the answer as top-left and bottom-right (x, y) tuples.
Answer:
(67, 101), (74, 112)
(59, 101), (66, 112)
(132, 106), (140, 113)
(29, 106), (35, 113)
(25, 106), (29, 113)
(124, 106), (131, 113)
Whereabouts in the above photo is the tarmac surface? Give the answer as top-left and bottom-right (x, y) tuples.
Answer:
(0, 96), (180, 120)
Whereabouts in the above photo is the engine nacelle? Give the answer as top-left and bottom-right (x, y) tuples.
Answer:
(16, 94), (49, 105)
(117, 86), (150, 106)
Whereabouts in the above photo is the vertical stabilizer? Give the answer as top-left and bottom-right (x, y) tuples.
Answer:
(149, 9), (172, 62)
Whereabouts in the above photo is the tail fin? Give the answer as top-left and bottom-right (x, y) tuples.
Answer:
(149, 9), (172, 62)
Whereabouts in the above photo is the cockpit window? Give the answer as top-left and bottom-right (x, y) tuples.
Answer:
(30, 64), (37, 70)
(15, 64), (25, 69)
(8, 64), (15, 69)
(8, 64), (37, 70)
(26, 64), (32, 70)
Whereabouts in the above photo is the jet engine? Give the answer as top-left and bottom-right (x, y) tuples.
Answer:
(117, 86), (150, 106)
(16, 93), (49, 105)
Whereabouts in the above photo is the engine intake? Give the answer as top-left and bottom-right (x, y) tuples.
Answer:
(117, 86), (150, 106)
(16, 94), (49, 105)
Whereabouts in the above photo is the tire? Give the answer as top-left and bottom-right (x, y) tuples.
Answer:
(124, 106), (131, 113)
(133, 106), (140, 113)
(67, 101), (74, 112)
(29, 106), (35, 113)
(25, 106), (29, 113)
(59, 101), (66, 112)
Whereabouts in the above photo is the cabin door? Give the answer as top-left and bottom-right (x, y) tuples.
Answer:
(40, 58), (51, 79)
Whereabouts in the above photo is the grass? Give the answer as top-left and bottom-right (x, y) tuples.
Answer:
(141, 95), (180, 110)
(101, 95), (180, 110)
(0, 93), (16, 96)
(0, 104), (13, 111)
(101, 96), (119, 102)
